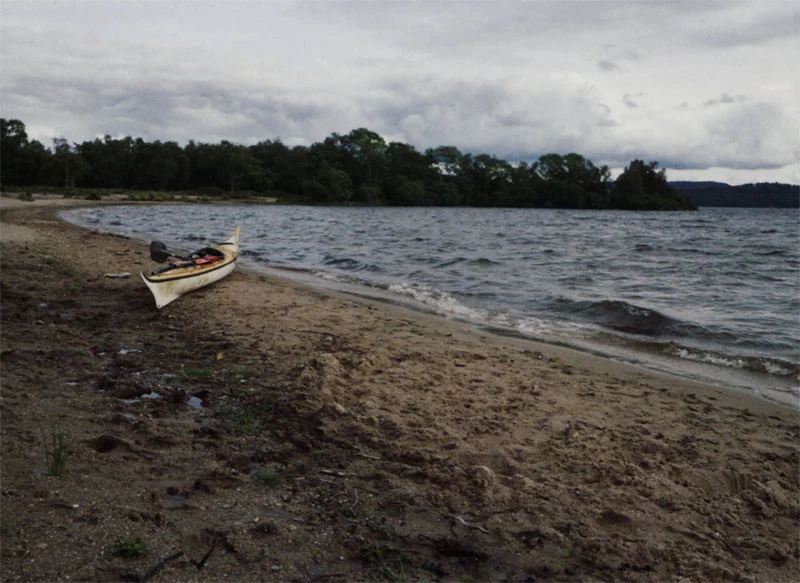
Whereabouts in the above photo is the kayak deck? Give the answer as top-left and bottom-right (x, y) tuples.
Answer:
(140, 227), (240, 308)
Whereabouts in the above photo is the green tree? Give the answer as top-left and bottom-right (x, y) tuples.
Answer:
(533, 152), (611, 209)
(311, 162), (353, 203)
(49, 138), (89, 188)
(390, 176), (426, 205)
(185, 141), (228, 192)
(1, 119), (51, 187)
(322, 128), (388, 203)
(223, 141), (270, 194)
(536, 153), (569, 183)
(92, 135), (136, 188)
(1, 119), (29, 185)
(463, 154), (513, 206)
(427, 145), (465, 177)
(278, 145), (311, 198)
(128, 139), (189, 190)
(343, 127), (387, 186)
(426, 146), (478, 205)
(250, 139), (307, 197)
(428, 179), (462, 206)
(507, 162), (545, 207)
(382, 142), (438, 205)
(612, 159), (695, 210)
(76, 138), (119, 188)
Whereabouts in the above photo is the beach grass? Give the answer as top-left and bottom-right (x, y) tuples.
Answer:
(40, 420), (68, 477)
(253, 468), (284, 488)
(110, 537), (149, 558)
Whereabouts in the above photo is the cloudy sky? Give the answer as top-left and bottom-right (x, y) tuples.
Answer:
(2, 0), (798, 184)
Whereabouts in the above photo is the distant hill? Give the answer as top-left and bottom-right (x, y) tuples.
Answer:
(670, 181), (799, 208)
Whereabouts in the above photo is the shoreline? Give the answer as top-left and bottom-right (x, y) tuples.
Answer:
(259, 260), (796, 418)
(55, 195), (800, 412)
(2, 195), (799, 582)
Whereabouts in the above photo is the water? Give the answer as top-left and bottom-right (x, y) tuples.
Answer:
(62, 205), (800, 408)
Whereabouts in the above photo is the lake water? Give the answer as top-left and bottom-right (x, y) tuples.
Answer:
(62, 205), (800, 408)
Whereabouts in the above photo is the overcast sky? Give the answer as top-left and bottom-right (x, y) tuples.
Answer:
(2, 0), (798, 184)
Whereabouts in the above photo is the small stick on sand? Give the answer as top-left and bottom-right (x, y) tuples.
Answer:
(451, 514), (490, 534)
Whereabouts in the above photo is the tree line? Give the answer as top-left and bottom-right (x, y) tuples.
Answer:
(1, 118), (695, 210)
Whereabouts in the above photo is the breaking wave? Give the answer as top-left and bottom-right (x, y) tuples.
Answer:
(551, 298), (708, 338)
(666, 345), (799, 380)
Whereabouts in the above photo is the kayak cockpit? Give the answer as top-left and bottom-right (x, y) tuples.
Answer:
(141, 227), (240, 309)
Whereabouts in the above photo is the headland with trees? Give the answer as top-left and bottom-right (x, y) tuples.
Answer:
(0, 117), (716, 210)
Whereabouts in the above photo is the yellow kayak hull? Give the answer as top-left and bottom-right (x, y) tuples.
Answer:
(140, 227), (240, 309)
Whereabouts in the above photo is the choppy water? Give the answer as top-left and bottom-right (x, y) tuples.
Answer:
(62, 205), (800, 408)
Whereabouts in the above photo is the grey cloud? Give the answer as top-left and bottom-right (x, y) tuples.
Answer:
(524, 98), (796, 174)
(701, 102), (797, 169)
(362, 73), (620, 160)
(1, 25), (345, 145)
(299, 1), (630, 66)
(642, 101), (798, 172)
(10, 43), (793, 177)
(703, 93), (747, 107)
(2, 3), (796, 183)
(598, 47), (641, 73)
(690, 7), (800, 48)
(621, 49), (641, 61)
(622, 93), (641, 109)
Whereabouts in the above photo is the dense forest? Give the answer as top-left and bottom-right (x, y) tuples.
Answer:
(671, 181), (799, 208)
(1, 118), (697, 210)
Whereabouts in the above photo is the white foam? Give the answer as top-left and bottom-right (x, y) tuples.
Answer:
(671, 347), (745, 369)
(762, 360), (795, 377)
(388, 283), (483, 320)
(518, 317), (599, 339)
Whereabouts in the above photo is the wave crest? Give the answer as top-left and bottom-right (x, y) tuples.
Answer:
(553, 299), (697, 337)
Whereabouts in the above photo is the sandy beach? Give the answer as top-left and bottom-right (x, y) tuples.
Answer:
(1, 195), (798, 582)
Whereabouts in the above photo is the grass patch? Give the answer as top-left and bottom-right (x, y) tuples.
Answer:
(222, 366), (259, 386)
(231, 407), (258, 434)
(42, 256), (77, 275)
(182, 366), (214, 379)
(110, 537), (149, 558)
(169, 346), (193, 357)
(234, 366), (258, 378)
(253, 468), (284, 488)
(40, 421), (68, 477)
(361, 547), (410, 582)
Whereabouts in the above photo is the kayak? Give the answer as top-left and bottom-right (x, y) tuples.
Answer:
(140, 227), (240, 309)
